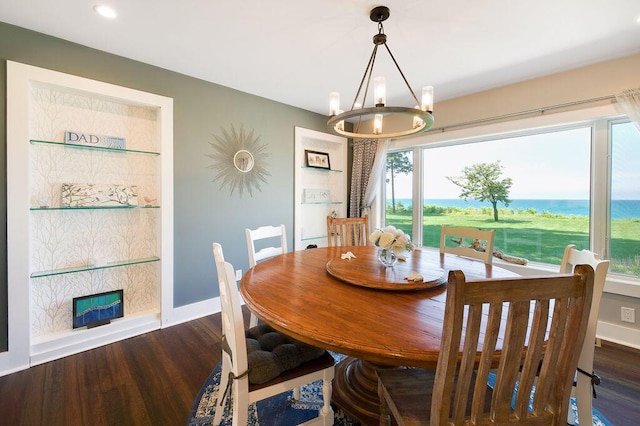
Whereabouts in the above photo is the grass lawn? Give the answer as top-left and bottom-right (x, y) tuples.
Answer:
(386, 205), (640, 275)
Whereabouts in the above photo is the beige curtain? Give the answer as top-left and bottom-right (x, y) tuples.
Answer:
(349, 139), (378, 217)
(349, 138), (389, 218)
(616, 88), (640, 132)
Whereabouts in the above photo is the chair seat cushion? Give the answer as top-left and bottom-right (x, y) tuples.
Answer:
(245, 324), (327, 384)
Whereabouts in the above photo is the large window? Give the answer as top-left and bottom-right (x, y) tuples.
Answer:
(384, 115), (640, 279)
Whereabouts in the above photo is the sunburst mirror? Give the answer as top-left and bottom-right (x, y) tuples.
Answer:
(206, 124), (271, 197)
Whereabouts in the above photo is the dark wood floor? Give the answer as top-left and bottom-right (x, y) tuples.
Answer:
(0, 310), (639, 425)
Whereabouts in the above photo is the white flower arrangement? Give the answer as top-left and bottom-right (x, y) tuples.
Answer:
(369, 225), (416, 254)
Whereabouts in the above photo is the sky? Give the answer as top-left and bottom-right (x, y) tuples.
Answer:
(387, 122), (640, 200)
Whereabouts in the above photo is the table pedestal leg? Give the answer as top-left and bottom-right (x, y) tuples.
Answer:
(331, 356), (398, 425)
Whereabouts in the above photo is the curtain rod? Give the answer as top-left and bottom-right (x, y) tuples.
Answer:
(429, 95), (617, 133)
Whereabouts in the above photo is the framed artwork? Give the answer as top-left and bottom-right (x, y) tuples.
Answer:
(61, 183), (138, 207)
(305, 150), (331, 169)
(304, 188), (331, 203)
(72, 289), (124, 329)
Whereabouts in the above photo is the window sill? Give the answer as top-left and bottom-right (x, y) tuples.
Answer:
(493, 257), (640, 298)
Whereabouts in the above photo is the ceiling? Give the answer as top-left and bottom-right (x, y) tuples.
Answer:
(1, 0), (639, 115)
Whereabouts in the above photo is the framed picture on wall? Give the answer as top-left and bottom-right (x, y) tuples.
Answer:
(303, 188), (331, 203)
(305, 150), (331, 169)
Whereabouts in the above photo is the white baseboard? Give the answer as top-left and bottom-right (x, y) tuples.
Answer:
(0, 352), (30, 377)
(164, 297), (221, 328)
(596, 320), (640, 350)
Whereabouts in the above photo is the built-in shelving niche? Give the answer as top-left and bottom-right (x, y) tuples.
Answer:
(294, 127), (348, 250)
(3, 61), (174, 374)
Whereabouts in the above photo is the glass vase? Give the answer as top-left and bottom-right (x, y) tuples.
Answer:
(377, 248), (397, 267)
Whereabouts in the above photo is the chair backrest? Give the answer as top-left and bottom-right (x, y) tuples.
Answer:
(326, 215), (369, 247)
(439, 225), (495, 265)
(430, 266), (594, 426)
(560, 244), (609, 424)
(245, 224), (287, 268)
(212, 243), (249, 383)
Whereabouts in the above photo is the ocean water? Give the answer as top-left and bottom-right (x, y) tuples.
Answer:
(388, 198), (640, 220)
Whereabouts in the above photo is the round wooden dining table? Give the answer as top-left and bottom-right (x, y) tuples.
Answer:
(240, 245), (518, 424)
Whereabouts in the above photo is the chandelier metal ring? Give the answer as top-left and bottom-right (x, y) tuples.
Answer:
(327, 106), (434, 139)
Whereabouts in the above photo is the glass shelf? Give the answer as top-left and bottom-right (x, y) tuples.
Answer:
(31, 205), (160, 211)
(300, 166), (343, 173)
(30, 139), (160, 156)
(301, 201), (343, 205)
(31, 256), (160, 278)
(301, 235), (327, 241)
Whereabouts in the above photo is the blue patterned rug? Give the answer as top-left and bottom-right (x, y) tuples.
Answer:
(188, 352), (360, 425)
(487, 372), (612, 426)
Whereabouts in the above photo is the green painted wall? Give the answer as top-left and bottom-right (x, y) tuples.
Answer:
(0, 22), (329, 351)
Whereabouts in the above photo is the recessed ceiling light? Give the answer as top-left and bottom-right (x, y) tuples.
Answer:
(94, 4), (117, 19)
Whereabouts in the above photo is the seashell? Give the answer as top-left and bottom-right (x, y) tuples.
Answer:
(341, 251), (356, 260)
(405, 271), (423, 282)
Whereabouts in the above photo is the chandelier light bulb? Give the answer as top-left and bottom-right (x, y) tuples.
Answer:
(373, 114), (383, 135)
(413, 105), (424, 129)
(329, 92), (340, 116)
(374, 77), (386, 107)
(336, 110), (345, 131)
(421, 86), (434, 112)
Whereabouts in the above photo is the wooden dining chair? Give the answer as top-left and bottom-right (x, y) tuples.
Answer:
(326, 215), (369, 247)
(245, 224), (288, 327)
(560, 245), (610, 425)
(439, 225), (495, 265)
(377, 265), (594, 426)
(212, 243), (335, 426)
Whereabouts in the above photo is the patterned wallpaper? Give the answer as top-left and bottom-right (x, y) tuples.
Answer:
(28, 85), (161, 337)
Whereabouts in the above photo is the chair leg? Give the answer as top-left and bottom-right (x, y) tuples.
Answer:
(575, 374), (594, 426)
(298, 377), (334, 426)
(320, 378), (334, 426)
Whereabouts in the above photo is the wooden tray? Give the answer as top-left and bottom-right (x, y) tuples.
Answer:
(325, 248), (447, 291)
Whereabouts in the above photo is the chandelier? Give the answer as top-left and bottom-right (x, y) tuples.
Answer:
(327, 6), (434, 140)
